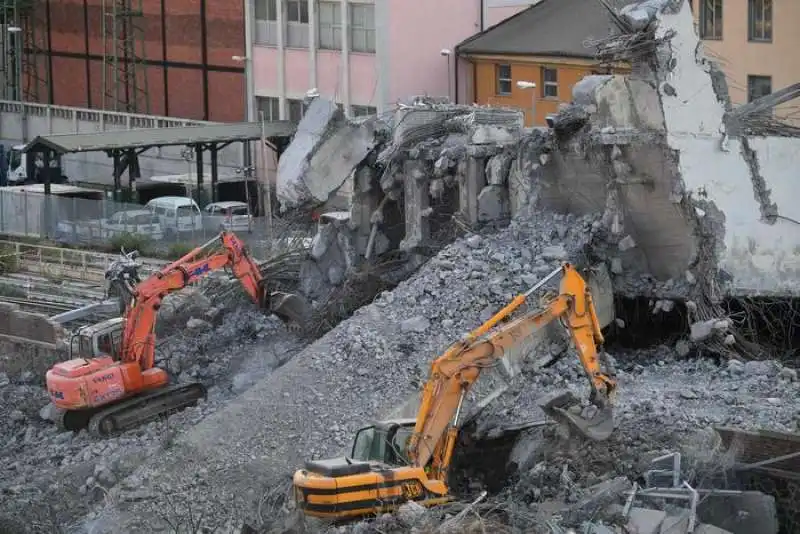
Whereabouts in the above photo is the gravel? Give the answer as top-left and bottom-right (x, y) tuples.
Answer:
(0, 300), (304, 533)
(3, 206), (799, 533)
(67, 212), (605, 532)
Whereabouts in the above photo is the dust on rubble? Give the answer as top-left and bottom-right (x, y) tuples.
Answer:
(0, 302), (305, 533)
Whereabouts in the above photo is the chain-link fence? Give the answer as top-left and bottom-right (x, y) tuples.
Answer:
(0, 188), (308, 258)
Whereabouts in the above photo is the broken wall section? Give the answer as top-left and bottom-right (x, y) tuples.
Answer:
(539, 0), (800, 297)
(285, 98), (549, 310)
(0, 303), (65, 380)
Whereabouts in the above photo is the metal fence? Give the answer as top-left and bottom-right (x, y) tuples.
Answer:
(0, 188), (283, 255)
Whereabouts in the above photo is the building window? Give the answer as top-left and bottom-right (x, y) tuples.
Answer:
(351, 105), (377, 117)
(349, 4), (375, 53)
(255, 0), (277, 20)
(287, 98), (306, 122)
(748, 0), (772, 42)
(318, 2), (342, 50)
(496, 64), (512, 95)
(255, 0), (278, 45)
(286, 0), (309, 48)
(257, 97), (281, 121)
(747, 75), (772, 102)
(698, 0), (722, 40)
(541, 67), (558, 98)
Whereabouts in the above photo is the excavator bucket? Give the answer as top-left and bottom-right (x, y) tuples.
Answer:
(537, 390), (615, 441)
(269, 291), (311, 332)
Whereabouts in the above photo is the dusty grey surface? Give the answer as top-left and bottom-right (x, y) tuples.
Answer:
(68, 212), (604, 532)
(0, 305), (304, 533)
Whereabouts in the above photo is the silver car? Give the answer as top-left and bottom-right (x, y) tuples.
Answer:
(203, 201), (253, 233)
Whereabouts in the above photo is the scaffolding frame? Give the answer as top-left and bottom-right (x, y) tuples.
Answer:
(101, 0), (150, 114)
(0, 0), (49, 103)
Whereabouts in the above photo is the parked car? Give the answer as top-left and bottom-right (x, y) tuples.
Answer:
(203, 201), (253, 233)
(55, 209), (163, 244)
(145, 196), (203, 237)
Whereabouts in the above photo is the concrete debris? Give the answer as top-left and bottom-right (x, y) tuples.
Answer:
(4, 1), (800, 533)
(0, 299), (304, 532)
(277, 97), (379, 209)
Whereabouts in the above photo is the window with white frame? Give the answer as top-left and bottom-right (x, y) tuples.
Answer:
(257, 97), (281, 121)
(286, 0), (309, 48)
(699, 0), (723, 40)
(349, 3), (375, 53)
(541, 67), (558, 98)
(351, 105), (377, 117)
(318, 2), (342, 50)
(287, 99), (306, 122)
(255, 0), (278, 45)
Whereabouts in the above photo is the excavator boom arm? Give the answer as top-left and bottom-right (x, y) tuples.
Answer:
(119, 232), (267, 369)
(407, 263), (615, 474)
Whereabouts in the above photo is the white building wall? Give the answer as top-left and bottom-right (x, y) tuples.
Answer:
(658, 2), (800, 295)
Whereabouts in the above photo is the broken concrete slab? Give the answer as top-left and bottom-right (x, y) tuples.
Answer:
(694, 525), (733, 534)
(696, 491), (778, 534)
(477, 185), (509, 223)
(276, 97), (378, 210)
(627, 507), (666, 534)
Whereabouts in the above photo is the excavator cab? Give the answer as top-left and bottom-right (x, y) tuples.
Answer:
(350, 419), (416, 466)
(68, 318), (124, 361)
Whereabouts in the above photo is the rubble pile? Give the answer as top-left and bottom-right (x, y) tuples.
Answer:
(279, 97), (548, 311)
(0, 301), (304, 532)
(3, 1), (800, 533)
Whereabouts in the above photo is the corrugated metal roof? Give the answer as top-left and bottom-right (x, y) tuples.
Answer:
(456, 0), (619, 58)
(23, 121), (296, 154)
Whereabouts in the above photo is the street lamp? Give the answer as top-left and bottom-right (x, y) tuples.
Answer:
(517, 80), (537, 126)
(8, 26), (22, 102)
(440, 49), (452, 102)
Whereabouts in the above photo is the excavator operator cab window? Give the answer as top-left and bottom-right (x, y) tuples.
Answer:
(351, 424), (412, 466)
(96, 329), (123, 361)
(351, 426), (384, 462)
(71, 334), (95, 360)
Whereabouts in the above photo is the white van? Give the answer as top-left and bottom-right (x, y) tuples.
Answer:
(145, 196), (203, 237)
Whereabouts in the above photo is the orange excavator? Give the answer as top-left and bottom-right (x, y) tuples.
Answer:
(293, 262), (617, 520)
(45, 231), (308, 437)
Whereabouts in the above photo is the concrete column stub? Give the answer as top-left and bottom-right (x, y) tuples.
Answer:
(460, 156), (487, 226)
(400, 160), (431, 251)
(349, 165), (379, 255)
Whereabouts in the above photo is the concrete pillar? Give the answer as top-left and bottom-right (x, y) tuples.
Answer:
(349, 165), (379, 256)
(460, 156), (486, 225)
(400, 159), (430, 250)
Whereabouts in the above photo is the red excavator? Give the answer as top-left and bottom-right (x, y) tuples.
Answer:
(45, 231), (308, 437)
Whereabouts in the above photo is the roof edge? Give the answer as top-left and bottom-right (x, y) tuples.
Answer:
(455, 1), (546, 54)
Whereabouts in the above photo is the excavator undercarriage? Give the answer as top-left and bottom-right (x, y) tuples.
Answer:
(55, 382), (207, 437)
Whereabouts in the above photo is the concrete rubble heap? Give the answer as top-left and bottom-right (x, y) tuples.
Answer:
(0, 300), (304, 533)
(2, 1), (800, 533)
(277, 95), (552, 308)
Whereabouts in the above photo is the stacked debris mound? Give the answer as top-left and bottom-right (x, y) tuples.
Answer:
(73, 209), (607, 533)
(0, 303), (305, 533)
(330, 346), (799, 533)
(277, 97), (550, 327)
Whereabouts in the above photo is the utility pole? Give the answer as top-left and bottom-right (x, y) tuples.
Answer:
(259, 110), (273, 255)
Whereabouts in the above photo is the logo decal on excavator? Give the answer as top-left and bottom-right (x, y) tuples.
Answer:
(190, 263), (211, 277)
(401, 481), (422, 500)
(92, 373), (115, 384)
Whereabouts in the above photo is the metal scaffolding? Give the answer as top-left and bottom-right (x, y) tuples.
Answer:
(101, 0), (150, 113)
(0, 0), (49, 103)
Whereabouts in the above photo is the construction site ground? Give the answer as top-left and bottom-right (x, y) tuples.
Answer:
(1, 209), (798, 533)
